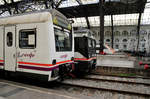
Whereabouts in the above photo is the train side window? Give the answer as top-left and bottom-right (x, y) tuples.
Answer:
(7, 32), (13, 47)
(19, 29), (36, 49)
(54, 27), (72, 51)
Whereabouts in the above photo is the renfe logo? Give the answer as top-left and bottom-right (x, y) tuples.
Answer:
(60, 54), (68, 58)
(17, 52), (35, 59)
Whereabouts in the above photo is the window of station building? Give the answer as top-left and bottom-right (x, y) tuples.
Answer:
(142, 43), (145, 48)
(115, 39), (119, 42)
(19, 29), (36, 49)
(123, 45), (127, 49)
(130, 30), (137, 36)
(106, 39), (110, 42)
(148, 33), (150, 39)
(115, 45), (119, 49)
(131, 39), (136, 42)
(141, 39), (146, 42)
(140, 30), (147, 35)
(122, 30), (128, 36)
(114, 31), (120, 36)
(123, 39), (128, 42)
(54, 27), (72, 51)
(105, 31), (111, 36)
(7, 32), (13, 47)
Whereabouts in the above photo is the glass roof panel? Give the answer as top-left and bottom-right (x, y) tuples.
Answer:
(14, 0), (22, 2)
(0, 0), (21, 5)
(71, 13), (139, 27)
(59, 0), (79, 8)
(81, 0), (99, 4)
(0, 0), (4, 5)
(141, 1), (150, 25)
(0, 0), (149, 27)
(141, 8), (150, 25)
(5, 0), (11, 3)
(0, 11), (10, 18)
(89, 16), (99, 26)
(59, 0), (100, 8)
(70, 17), (87, 27)
(113, 14), (139, 26)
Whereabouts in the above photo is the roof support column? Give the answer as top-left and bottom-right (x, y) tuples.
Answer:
(3, 0), (12, 15)
(11, 0), (19, 14)
(56, 0), (64, 8)
(111, 14), (114, 48)
(44, 0), (48, 9)
(85, 17), (90, 29)
(136, 12), (142, 51)
(99, 0), (105, 53)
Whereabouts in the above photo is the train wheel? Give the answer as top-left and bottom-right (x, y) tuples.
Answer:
(87, 61), (93, 73)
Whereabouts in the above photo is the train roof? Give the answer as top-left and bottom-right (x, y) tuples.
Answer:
(0, 9), (68, 26)
(74, 29), (91, 33)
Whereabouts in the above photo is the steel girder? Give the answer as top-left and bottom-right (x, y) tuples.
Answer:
(0, 0), (59, 17)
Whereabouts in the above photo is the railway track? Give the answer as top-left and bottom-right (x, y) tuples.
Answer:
(61, 77), (150, 97)
(1, 73), (150, 98)
(60, 82), (150, 97)
(84, 74), (150, 86)
(91, 72), (150, 79)
(83, 77), (150, 86)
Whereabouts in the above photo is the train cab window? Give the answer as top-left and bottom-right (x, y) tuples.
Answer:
(88, 39), (92, 47)
(54, 27), (72, 51)
(92, 40), (96, 48)
(7, 32), (13, 47)
(19, 29), (36, 49)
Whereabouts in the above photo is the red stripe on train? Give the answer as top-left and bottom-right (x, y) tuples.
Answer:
(74, 57), (96, 61)
(0, 60), (4, 62)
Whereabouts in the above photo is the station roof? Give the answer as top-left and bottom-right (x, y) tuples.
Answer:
(0, 0), (148, 27)
(58, 0), (147, 18)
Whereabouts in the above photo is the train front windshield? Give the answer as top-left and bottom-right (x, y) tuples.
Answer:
(54, 27), (72, 51)
(88, 38), (96, 48)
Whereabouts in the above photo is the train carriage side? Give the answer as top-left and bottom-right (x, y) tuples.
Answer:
(0, 9), (74, 81)
(0, 26), (4, 71)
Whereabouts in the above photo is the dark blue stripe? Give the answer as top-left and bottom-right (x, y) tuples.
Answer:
(18, 65), (59, 71)
(0, 63), (4, 66)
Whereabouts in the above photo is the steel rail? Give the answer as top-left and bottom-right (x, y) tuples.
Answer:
(91, 73), (150, 79)
(82, 77), (150, 86)
(60, 82), (150, 97)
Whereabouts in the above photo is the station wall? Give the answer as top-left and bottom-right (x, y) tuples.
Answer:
(91, 25), (150, 53)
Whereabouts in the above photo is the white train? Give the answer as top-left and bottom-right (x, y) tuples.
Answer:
(0, 9), (74, 81)
(74, 29), (97, 73)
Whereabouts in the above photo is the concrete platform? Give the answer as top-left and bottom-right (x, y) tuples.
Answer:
(0, 79), (80, 99)
(96, 54), (136, 68)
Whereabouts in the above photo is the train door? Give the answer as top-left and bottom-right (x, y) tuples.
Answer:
(4, 26), (16, 71)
